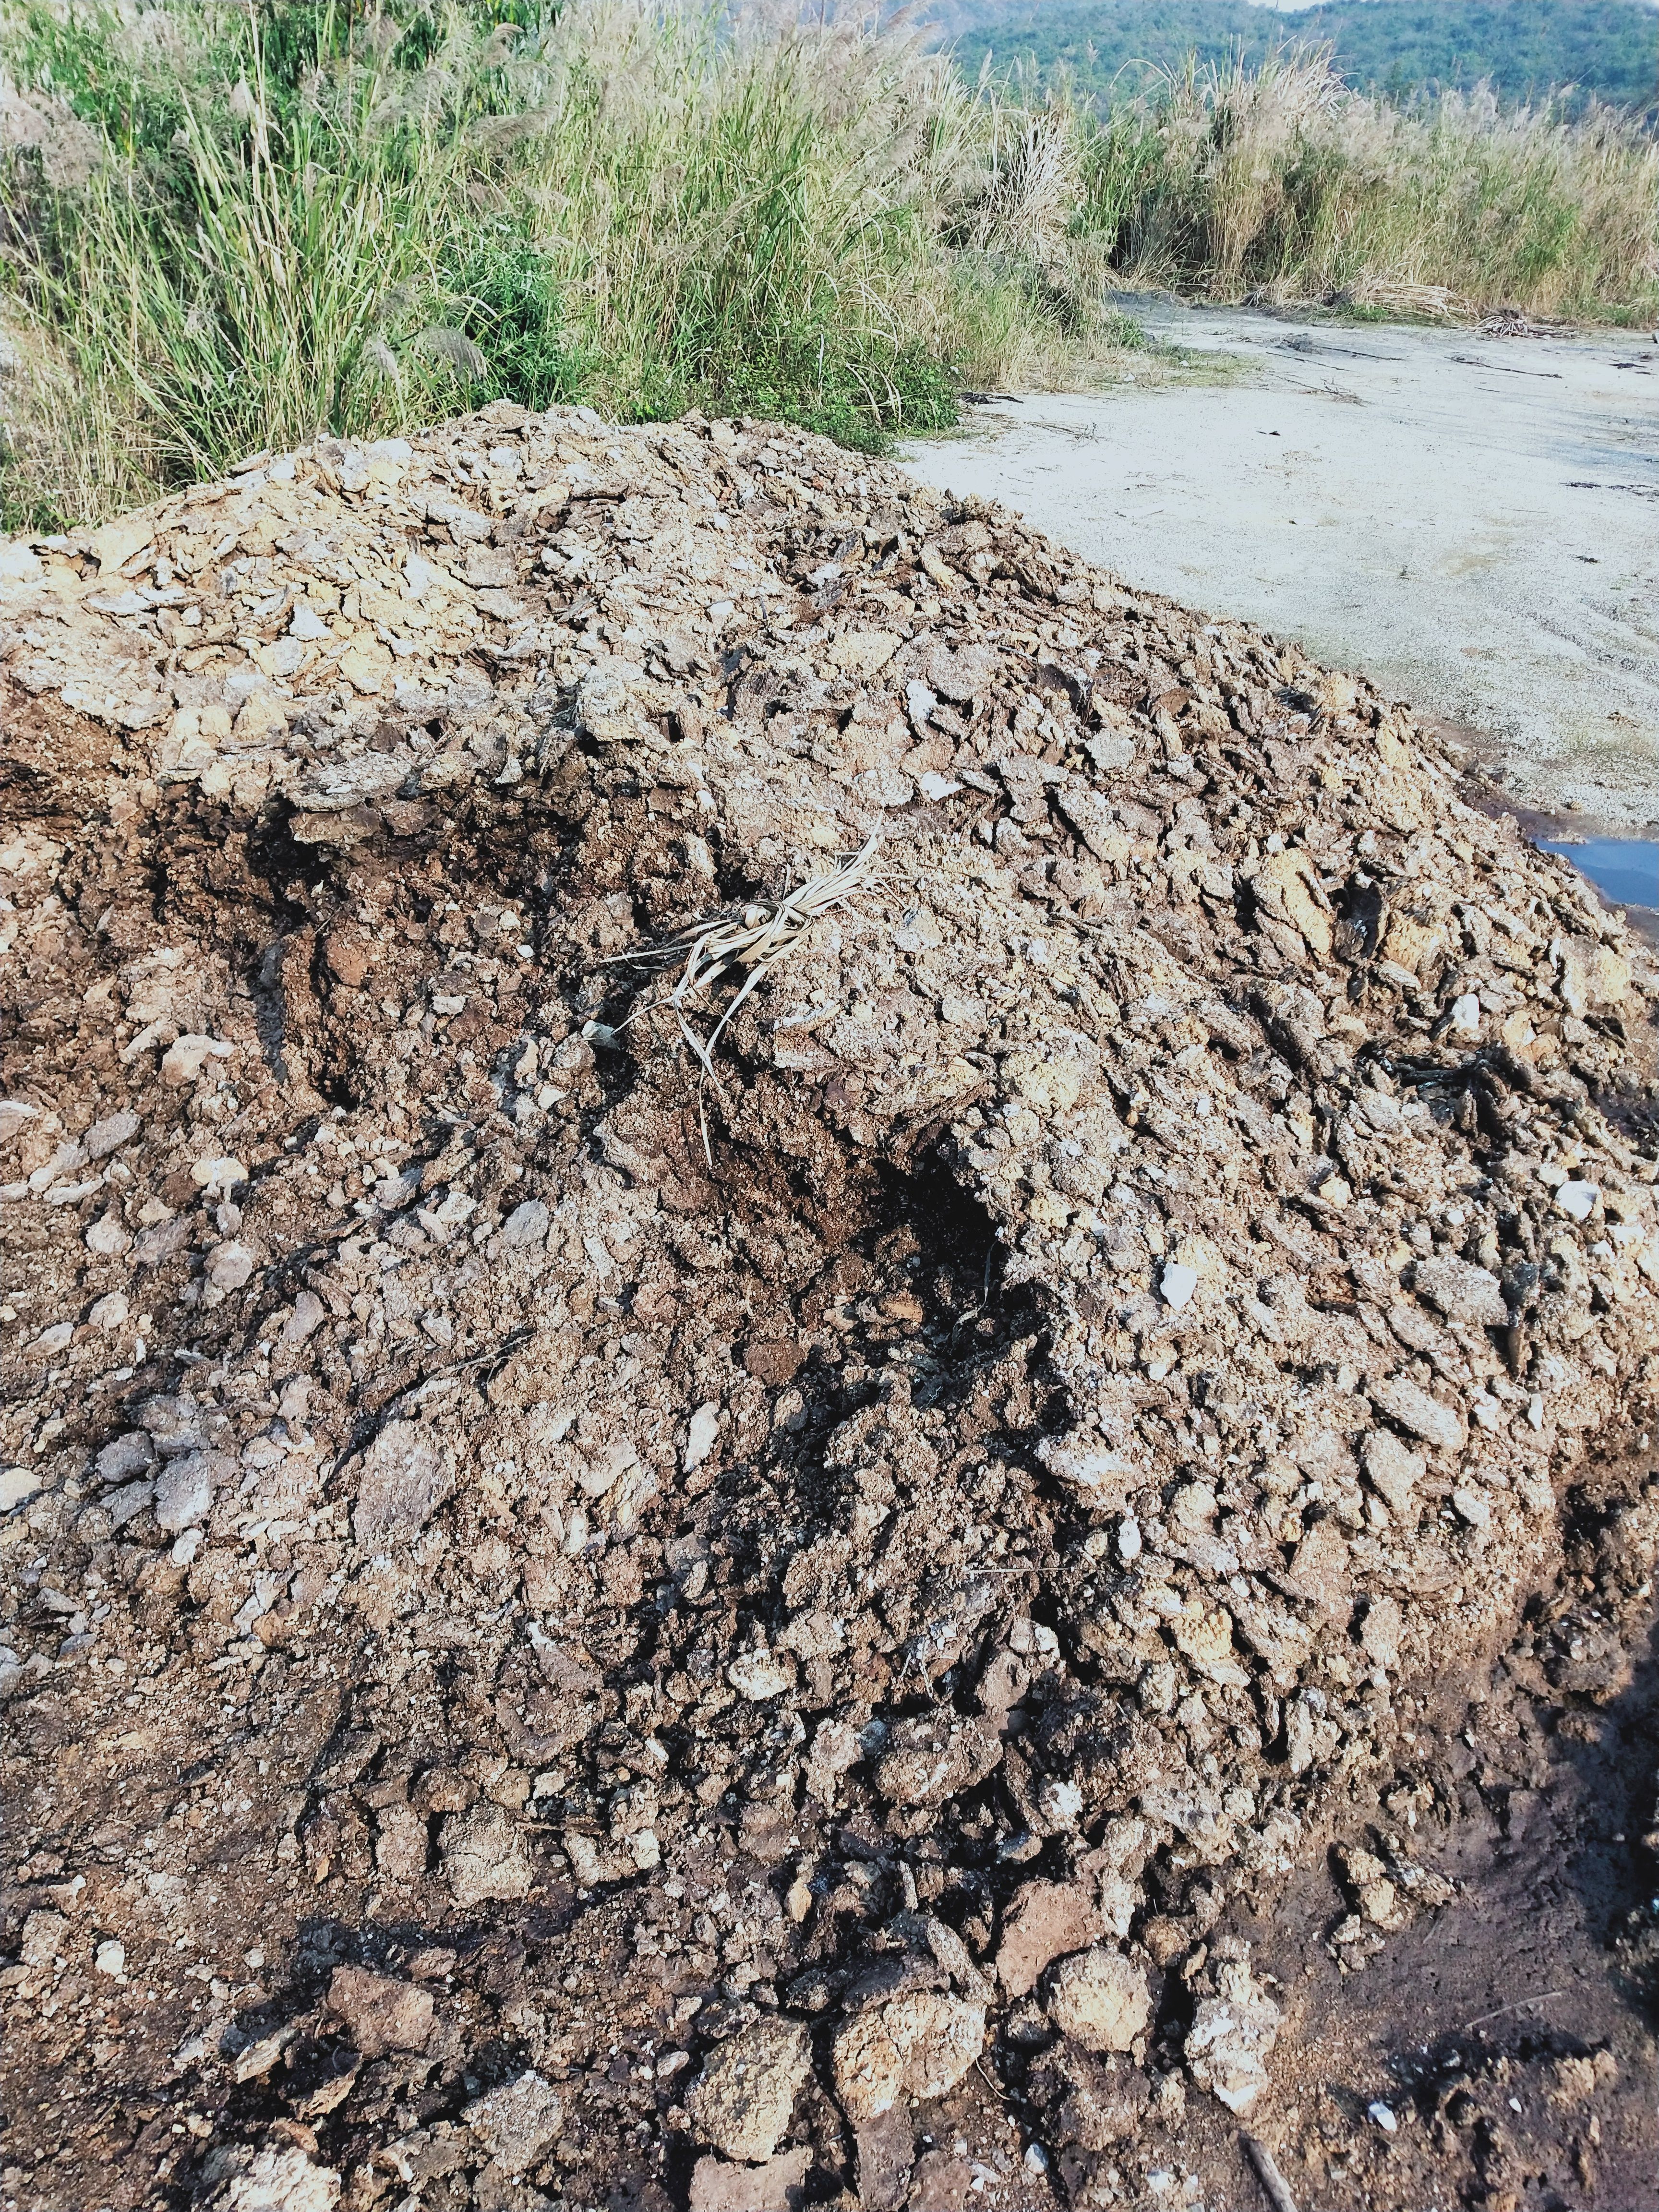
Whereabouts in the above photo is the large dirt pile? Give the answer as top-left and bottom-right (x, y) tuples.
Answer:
(2, 402), (1658, 2212)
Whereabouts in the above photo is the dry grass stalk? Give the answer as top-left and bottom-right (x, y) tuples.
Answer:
(599, 827), (884, 1158)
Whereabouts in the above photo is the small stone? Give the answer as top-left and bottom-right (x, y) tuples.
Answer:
(1411, 1254), (1507, 1325)
(206, 1240), (255, 1292)
(1160, 1262), (1199, 1312)
(94, 1939), (125, 1976)
(684, 1400), (721, 1471)
(161, 1034), (233, 1084)
(211, 2145), (341, 2212)
(96, 1431), (154, 1483)
(1370, 1374), (1465, 1452)
(374, 1802), (429, 1882)
(1556, 936), (1630, 1017)
(84, 1214), (131, 1257)
(1361, 1428), (1425, 1516)
(688, 2147), (810, 2212)
(351, 1419), (453, 1547)
(88, 1291), (129, 1330)
(31, 1321), (74, 1355)
(190, 1153), (247, 1192)
(686, 2015), (811, 2162)
(290, 751), (409, 812)
(1359, 1595), (1403, 1670)
(462, 2069), (564, 2174)
(282, 1290), (328, 1345)
(1045, 1947), (1151, 2053)
(83, 1110), (141, 1160)
(1283, 1520), (1351, 1621)
(833, 1992), (986, 2121)
(856, 2106), (918, 2212)
(106, 1479), (155, 1531)
(1186, 1954), (1282, 2115)
(1449, 993), (1481, 1034)
(727, 1647), (797, 1701)
(828, 628), (901, 676)
(996, 1880), (1102, 1999)
(0, 1467), (42, 1514)
(501, 1197), (550, 1247)
(325, 1965), (433, 2057)
(20, 1911), (67, 1967)
(441, 1801), (533, 1907)
(154, 1452), (220, 1533)
(1451, 1486), (1491, 1528)
(874, 1713), (1002, 1806)
(1554, 1180), (1599, 1223)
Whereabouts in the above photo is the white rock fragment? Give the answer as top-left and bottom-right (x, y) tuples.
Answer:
(282, 1290), (328, 1345)
(684, 1401), (721, 1471)
(94, 1939), (125, 1976)
(727, 1648), (797, 1701)
(191, 1154), (247, 1193)
(1036, 1434), (1136, 1503)
(206, 1241), (255, 1291)
(502, 1197), (551, 1247)
(1554, 1180), (1599, 1223)
(154, 1453), (218, 1534)
(83, 1110), (141, 1159)
(1186, 1954), (1282, 2115)
(0, 1468), (41, 1514)
(1160, 1262), (1199, 1312)
(441, 1803), (534, 1907)
(212, 2146), (341, 2212)
(162, 1035), (234, 1084)
(96, 1432), (153, 1483)
(351, 1419), (453, 1547)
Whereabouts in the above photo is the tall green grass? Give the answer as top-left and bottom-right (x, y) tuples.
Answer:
(1083, 53), (1659, 317)
(1, 0), (1075, 526)
(1, 4), (1655, 530)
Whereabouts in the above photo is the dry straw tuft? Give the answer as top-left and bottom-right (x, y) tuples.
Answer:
(595, 828), (884, 1159)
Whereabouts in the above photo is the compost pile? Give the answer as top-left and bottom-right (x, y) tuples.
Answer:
(2, 403), (1657, 2212)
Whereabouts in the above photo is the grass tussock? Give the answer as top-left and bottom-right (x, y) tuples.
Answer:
(1084, 52), (1659, 318)
(0, 1), (1655, 530)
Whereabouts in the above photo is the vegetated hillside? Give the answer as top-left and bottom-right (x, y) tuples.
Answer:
(937, 0), (1659, 111)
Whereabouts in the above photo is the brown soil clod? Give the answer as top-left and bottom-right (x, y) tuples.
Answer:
(1, 405), (1657, 2211)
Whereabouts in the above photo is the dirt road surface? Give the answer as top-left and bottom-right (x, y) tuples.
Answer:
(902, 305), (1659, 832)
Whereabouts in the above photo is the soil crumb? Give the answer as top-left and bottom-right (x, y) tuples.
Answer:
(2, 405), (1657, 2212)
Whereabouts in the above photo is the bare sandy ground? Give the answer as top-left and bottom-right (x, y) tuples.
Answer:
(901, 301), (1659, 831)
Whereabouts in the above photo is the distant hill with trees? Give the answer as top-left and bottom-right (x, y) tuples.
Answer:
(932, 0), (1659, 113)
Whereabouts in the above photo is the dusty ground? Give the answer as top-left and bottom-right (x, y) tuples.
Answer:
(1, 406), (1658, 2212)
(901, 305), (1659, 832)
